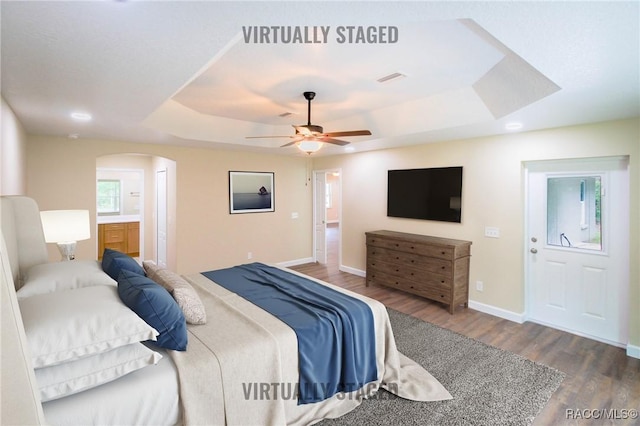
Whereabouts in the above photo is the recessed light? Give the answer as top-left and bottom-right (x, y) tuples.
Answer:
(344, 146), (355, 152)
(71, 112), (92, 121)
(68, 133), (79, 139)
(505, 122), (523, 131)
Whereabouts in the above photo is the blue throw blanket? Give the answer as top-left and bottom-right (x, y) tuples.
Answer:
(201, 263), (378, 404)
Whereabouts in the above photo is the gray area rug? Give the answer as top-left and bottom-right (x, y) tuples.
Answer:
(322, 309), (565, 426)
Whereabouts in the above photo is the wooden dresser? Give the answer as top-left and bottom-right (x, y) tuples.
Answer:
(98, 222), (140, 259)
(366, 230), (472, 314)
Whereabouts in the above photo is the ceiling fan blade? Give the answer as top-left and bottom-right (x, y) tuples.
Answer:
(280, 136), (304, 147)
(246, 135), (294, 139)
(323, 130), (371, 137)
(319, 137), (350, 146)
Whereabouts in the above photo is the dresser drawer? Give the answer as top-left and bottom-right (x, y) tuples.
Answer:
(367, 235), (454, 260)
(103, 223), (125, 231)
(367, 246), (452, 276)
(104, 229), (125, 243)
(367, 269), (451, 299)
(367, 262), (453, 289)
(104, 241), (125, 252)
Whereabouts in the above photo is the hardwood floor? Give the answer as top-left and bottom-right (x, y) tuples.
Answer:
(290, 223), (640, 425)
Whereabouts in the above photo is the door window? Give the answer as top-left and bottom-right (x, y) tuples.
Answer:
(546, 176), (602, 251)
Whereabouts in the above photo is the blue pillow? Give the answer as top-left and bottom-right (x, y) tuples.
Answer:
(117, 269), (187, 351)
(102, 248), (145, 281)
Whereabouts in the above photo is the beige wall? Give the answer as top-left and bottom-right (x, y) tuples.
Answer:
(1, 97), (27, 195)
(312, 118), (639, 347)
(26, 136), (313, 275)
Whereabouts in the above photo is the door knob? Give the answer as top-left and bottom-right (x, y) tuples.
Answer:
(531, 237), (537, 243)
(530, 248), (538, 254)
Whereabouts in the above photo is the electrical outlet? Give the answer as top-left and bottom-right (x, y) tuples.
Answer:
(476, 280), (484, 292)
(484, 226), (500, 238)
(247, 252), (253, 260)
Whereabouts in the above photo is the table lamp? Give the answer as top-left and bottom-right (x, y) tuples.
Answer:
(40, 210), (90, 261)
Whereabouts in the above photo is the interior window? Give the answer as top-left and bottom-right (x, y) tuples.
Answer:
(97, 179), (121, 215)
(546, 176), (602, 251)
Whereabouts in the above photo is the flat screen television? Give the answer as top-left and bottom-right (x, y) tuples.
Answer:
(387, 166), (463, 223)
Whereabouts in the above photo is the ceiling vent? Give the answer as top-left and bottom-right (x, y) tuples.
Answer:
(377, 72), (406, 83)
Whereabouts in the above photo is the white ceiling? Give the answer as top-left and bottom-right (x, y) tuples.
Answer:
(2, 1), (638, 157)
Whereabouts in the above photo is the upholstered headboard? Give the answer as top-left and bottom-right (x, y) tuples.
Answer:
(0, 196), (48, 289)
(0, 228), (46, 424)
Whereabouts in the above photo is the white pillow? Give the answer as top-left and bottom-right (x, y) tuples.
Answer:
(19, 285), (159, 368)
(18, 260), (116, 299)
(35, 342), (162, 402)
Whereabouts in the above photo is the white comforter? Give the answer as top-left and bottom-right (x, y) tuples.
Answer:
(173, 267), (451, 426)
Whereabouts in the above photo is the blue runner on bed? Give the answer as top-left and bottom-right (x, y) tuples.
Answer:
(201, 262), (377, 404)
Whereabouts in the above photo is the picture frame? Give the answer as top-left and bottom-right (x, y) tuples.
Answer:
(229, 171), (275, 214)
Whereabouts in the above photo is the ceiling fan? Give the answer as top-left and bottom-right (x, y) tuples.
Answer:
(246, 91), (372, 154)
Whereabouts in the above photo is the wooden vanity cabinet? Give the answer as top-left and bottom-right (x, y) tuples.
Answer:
(98, 222), (140, 259)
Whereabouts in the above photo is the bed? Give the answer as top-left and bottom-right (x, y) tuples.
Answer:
(1, 196), (451, 426)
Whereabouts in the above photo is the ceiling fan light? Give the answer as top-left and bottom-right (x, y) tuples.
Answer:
(296, 140), (324, 154)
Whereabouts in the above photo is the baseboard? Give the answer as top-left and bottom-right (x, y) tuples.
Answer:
(627, 344), (640, 359)
(332, 266), (525, 322)
(339, 265), (365, 277)
(467, 300), (526, 324)
(277, 257), (314, 268)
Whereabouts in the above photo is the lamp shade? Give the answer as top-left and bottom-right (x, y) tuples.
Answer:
(296, 140), (324, 154)
(40, 210), (90, 243)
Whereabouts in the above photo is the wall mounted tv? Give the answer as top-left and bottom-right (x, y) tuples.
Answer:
(387, 166), (463, 223)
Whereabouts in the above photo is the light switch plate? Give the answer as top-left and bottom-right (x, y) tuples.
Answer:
(485, 226), (500, 238)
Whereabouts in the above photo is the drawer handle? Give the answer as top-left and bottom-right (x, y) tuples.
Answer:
(441, 266), (445, 269)
(441, 251), (446, 255)
(411, 273), (414, 276)
(395, 243), (399, 247)
(441, 280), (445, 283)
(410, 286), (414, 289)
(396, 256), (400, 260)
(411, 260), (415, 263)
(395, 269), (399, 272)
(411, 246), (415, 249)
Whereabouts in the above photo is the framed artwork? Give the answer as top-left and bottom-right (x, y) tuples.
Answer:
(229, 171), (275, 214)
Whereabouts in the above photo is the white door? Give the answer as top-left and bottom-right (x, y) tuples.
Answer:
(526, 157), (629, 346)
(314, 171), (327, 264)
(156, 169), (168, 268)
